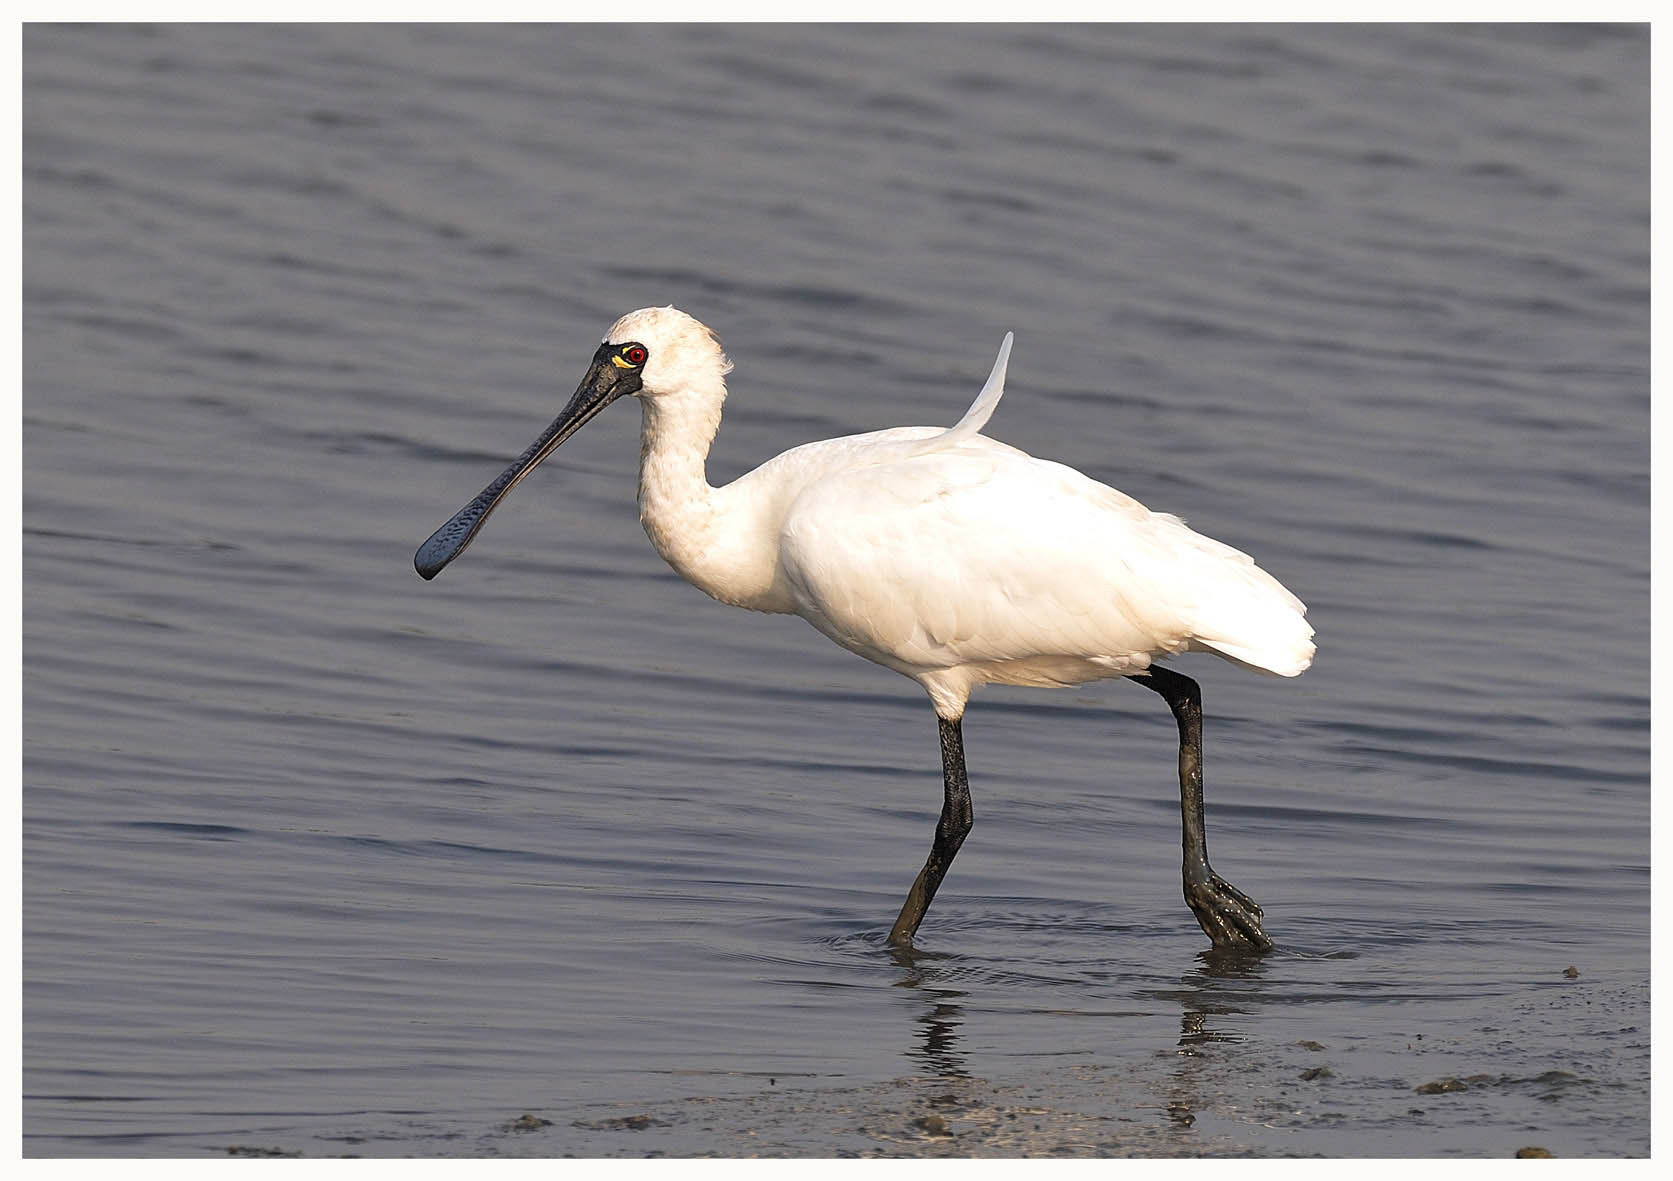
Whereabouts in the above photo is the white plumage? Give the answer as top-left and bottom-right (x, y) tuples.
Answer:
(417, 305), (1314, 952)
(610, 307), (1312, 720)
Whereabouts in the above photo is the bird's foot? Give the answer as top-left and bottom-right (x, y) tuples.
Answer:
(1184, 866), (1273, 953)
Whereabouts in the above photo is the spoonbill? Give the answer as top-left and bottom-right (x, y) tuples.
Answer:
(416, 306), (1314, 952)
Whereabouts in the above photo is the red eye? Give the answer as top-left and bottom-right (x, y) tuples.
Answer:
(624, 345), (648, 366)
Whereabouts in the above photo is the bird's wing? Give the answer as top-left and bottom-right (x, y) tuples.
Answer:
(779, 446), (1200, 673)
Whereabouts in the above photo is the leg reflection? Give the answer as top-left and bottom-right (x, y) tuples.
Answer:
(889, 946), (972, 1080)
(1163, 948), (1273, 1135)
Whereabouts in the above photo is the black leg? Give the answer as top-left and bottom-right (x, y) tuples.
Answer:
(888, 717), (973, 946)
(1128, 666), (1273, 952)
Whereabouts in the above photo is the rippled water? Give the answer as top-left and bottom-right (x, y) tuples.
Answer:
(23, 23), (1648, 1157)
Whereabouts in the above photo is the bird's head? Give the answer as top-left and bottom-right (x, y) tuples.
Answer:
(413, 306), (728, 580)
(601, 305), (733, 402)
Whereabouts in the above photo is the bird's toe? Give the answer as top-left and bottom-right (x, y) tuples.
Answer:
(1185, 871), (1273, 953)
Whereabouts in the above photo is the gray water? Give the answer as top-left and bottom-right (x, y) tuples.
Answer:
(22, 24), (1649, 1158)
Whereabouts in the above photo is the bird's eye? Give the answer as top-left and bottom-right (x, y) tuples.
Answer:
(622, 345), (648, 366)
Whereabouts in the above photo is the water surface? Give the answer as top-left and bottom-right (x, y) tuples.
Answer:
(22, 23), (1648, 1157)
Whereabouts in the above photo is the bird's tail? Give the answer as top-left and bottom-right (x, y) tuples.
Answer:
(1156, 516), (1315, 676)
(1190, 574), (1315, 676)
(1195, 617), (1316, 677)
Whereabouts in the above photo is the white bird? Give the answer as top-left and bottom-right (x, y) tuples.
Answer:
(417, 306), (1314, 952)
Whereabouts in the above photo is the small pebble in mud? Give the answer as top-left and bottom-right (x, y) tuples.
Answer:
(914, 1113), (953, 1137)
(1562, 966), (1579, 979)
(1297, 1040), (1327, 1051)
(1515, 1146), (1554, 1158)
(1300, 1067), (1333, 1081)
(1415, 1078), (1470, 1094)
(502, 1113), (551, 1133)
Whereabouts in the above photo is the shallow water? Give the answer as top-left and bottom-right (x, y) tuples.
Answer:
(22, 23), (1648, 1157)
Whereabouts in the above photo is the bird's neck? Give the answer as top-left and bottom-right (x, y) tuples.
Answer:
(636, 384), (728, 588)
(635, 381), (794, 613)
